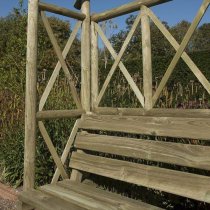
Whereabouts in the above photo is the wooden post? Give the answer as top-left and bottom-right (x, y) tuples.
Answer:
(141, 6), (153, 110)
(24, 0), (39, 190)
(70, 0), (91, 183)
(81, 0), (91, 112)
(91, 22), (98, 109)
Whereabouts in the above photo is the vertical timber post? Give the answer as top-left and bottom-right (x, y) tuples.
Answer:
(81, 0), (91, 112)
(24, 0), (39, 190)
(141, 6), (153, 110)
(70, 0), (91, 182)
(91, 22), (98, 110)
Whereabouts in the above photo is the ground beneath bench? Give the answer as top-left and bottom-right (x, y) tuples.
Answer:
(0, 183), (18, 210)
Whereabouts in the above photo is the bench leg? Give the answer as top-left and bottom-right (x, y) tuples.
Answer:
(17, 200), (34, 210)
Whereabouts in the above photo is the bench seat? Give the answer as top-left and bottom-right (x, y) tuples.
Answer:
(19, 114), (210, 209)
(19, 180), (162, 210)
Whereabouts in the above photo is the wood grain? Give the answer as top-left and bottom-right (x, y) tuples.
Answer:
(36, 109), (85, 120)
(40, 180), (162, 210)
(70, 152), (210, 203)
(38, 121), (68, 180)
(141, 6), (153, 110)
(80, 114), (210, 140)
(91, 22), (99, 109)
(41, 11), (82, 109)
(153, 0), (210, 105)
(95, 23), (144, 107)
(96, 12), (143, 107)
(19, 189), (85, 210)
(39, 21), (82, 111)
(24, 0), (39, 191)
(81, 0), (91, 112)
(52, 119), (81, 183)
(91, 0), (172, 22)
(93, 107), (210, 118)
(76, 132), (210, 170)
(39, 2), (86, 20)
(145, 7), (210, 95)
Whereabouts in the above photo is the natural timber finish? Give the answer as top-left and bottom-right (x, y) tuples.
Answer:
(95, 23), (145, 107)
(91, 0), (172, 22)
(38, 121), (69, 180)
(76, 132), (210, 170)
(145, 7), (210, 95)
(39, 21), (82, 111)
(141, 6), (153, 110)
(80, 114), (210, 140)
(39, 2), (86, 20)
(41, 180), (162, 210)
(81, 0), (91, 112)
(19, 180), (163, 210)
(24, 0), (39, 191)
(16, 201), (33, 210)
(96, 12), (145, 107)
(52, 120), (81, 183)
(21, 0), (210, 209)
(91, 22), (99, 109)
(70, 152), (210, 203)
(94, 107), (210, 118)
(36, 109), (85, 120)
(19, 189), (85, 210)
(153, 0), (210, 105)
(41, 11), (82, 109)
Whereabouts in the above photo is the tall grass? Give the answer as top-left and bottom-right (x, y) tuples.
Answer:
(0, 76), (77, 186)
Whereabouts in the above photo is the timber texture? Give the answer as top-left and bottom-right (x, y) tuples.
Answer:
(20, 0), (210, 209)
(19, 113), (210, 209)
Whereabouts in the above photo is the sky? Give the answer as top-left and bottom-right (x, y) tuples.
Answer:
(0, 0), (209, 31)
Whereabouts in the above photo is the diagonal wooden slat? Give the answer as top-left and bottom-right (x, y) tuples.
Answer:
(40, 11), (82, 109)
(152, 0), (210, 106)
(95, 11), (143, 107)
(38, 121), (69, 180)
(39, 21), (82, 111)
(145, 6), (210, 96)
(95, 23), (145, 107)
(51, 119), (81, 183)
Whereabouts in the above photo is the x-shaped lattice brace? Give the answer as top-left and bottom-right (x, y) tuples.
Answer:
(94, 0), (210, 108)
(38, 120), (81, 183)
(38, 12), (84, 183)
(94, 11), (145, 108)
(151, 0), (210, 106)
(39, 12), (82, 111)
(37, 0), (210, 183)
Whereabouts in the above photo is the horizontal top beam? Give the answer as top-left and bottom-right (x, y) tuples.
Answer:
(39, 2), (86, 20)
(36, 109), (85, 120)
(91, 0), (172, 22)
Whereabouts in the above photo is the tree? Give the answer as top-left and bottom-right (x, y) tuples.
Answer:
(193, 23), (210, 51)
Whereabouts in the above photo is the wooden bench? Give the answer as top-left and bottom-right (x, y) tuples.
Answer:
(18, 114), (210, 209)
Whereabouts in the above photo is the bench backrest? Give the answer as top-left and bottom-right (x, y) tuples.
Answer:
(69, 114), (210, 203)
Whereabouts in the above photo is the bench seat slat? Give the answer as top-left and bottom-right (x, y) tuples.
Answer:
(70, 152), (210, 203)
(75, 132), (210, 170)
(40, 180), (162, 210)
(80, 114), (210, 140)
(19, 189), (86, 210)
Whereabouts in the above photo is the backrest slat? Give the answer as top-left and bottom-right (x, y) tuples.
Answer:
(70, 152), (210, 203)
(80, 114), (210, 140)
(75, 132), (210, 170)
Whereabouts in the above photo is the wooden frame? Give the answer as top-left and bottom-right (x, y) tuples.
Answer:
(24, 0), (39, 191)
(23, 0), (210, 196)
(39, 2), (86, 20)
(91, 0), (172, 22)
